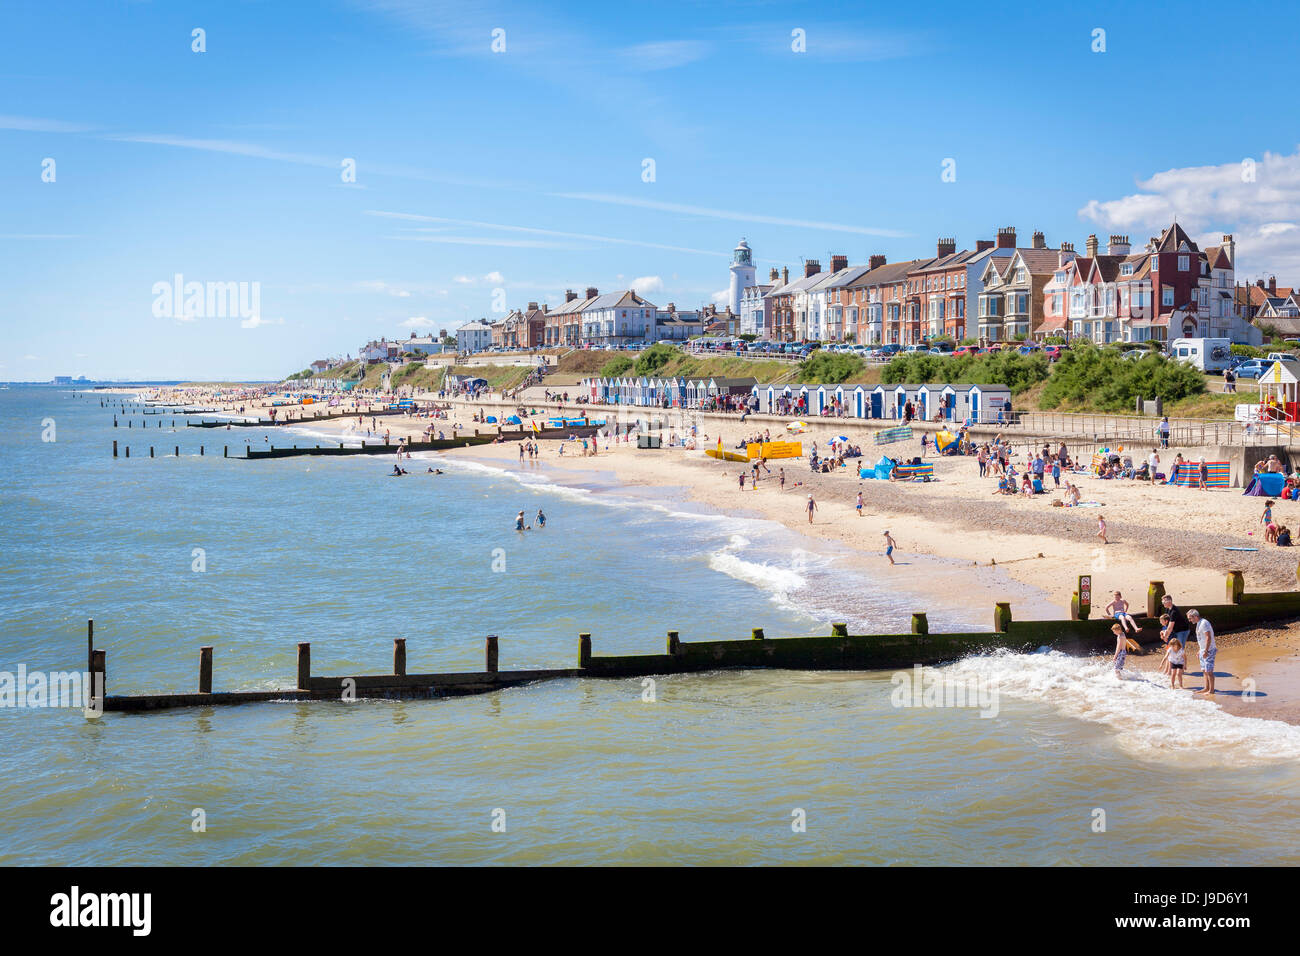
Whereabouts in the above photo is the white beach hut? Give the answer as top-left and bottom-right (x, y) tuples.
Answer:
(870, 385), (887, 419)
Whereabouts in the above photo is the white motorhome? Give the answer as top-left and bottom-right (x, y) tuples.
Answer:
(1169, 337), (1232, 374)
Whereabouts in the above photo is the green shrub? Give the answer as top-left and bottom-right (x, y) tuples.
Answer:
(1038, 342), (1204, 412)
(882, 350), (1050, 395)
(634, 343), (679, 376)
(796, 351), (865, 384)
(600, 355), (634, 377)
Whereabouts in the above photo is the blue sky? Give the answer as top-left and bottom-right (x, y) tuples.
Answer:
(4, 0), (1300, 380)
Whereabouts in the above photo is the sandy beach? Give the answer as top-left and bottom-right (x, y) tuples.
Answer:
(127, 383), (1300, 721)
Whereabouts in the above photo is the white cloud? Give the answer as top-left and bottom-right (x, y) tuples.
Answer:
(1079, 148), (1300, 277)
(401, 316), (434, 328)
(551, 192), (909, 238)
(711, 289), (730, 305)
(453, 275), (474, 284)
(240, 316), (283, 329)
(484, 270), (505, 284)
(23, 354), (37, 361)
(0, 114), (96, 133)
(357, 280), (412, 297)
(631, 275), (665, 295)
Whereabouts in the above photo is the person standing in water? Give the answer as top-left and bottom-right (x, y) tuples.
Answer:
(536, 509), (546, 528)
(1188, 609), (1217, 696)
(883, 530), (897, 565)
(515, 511), (528, 531)
(1111, 623), (1127, 678)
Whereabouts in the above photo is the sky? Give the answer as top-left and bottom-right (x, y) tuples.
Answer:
(4, 0), (1300, 380)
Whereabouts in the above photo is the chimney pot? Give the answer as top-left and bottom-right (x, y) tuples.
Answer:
(1032, 231), (1046, 249)
(804, 259), (821, 278)
(996, 227), (1017, 249)
(937, 238), (956, 257)
(565, 289), (577, 302)
(869, 254), (887, 270)
(831, 254), (848, 272)
(585, 287), (598, 299)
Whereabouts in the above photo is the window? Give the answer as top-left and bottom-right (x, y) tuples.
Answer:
(1178, 255), (1189, 271)
(1121, 263), (1133, 275)
(1162, 288), (1174, 307)
(1151, 256), (1158, 271)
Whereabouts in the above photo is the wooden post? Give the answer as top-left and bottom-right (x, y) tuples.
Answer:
(200, 446), (204, 456)
(87, 619), (94, 679)
(174, 446), (179, 457)
(579, 632), (592, 668)
(486, 634), (499, 673)
(667, 630), (680, 654)
(751, 627), (764, 640)
(297, 642), (311, 689)
(199, 646), (213, 693)
(831, 623), (849, 637)
(1147, 581), (1166, 619)
(223, 446), (228, 458)
(149, 446), (154, 458)
(1226, 570), (1245, 605)
(112, 441), (118, 458)
(124, 446), (129, 457)
(393, 638), (407, 676)
(911, 612), (929, 635)
(994, 602), (1012, 633)
(90, 649), (106, 702)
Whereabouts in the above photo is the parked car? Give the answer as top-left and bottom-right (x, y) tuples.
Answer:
(1234, 359), (1272, 379)
(1043, 346), (1062, 361)
(878, 343), (902, 357)
(953, 346), (977, 357)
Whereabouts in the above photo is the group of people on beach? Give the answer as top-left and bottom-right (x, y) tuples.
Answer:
(1109, 591), (1218, 695)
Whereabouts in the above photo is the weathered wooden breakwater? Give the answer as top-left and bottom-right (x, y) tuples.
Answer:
(86, 574), (1297, 714)
(185, 405), (404, 428)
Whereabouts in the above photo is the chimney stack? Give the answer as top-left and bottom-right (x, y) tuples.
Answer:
(831, 254), (848, 272)
(975, 239), (994, 253)
(585, 287), (598, 299)
(781, 266), (789, 284)
(769, 267), (780, 282)
(1058, 242), (1075, 267)
(1257, 279), (1266, 289)
(1085, 234), (1099, 258)
(565, 289), (577, 302)
(937, 238), (956, 257)
(1221, 234), (1235, 266)
(804, 259), (821, 278)
(996, 227), (1017, 249)
(1107, 235), (1131, 256)
(1270, 276), (1278, 294)
(1032, 231), (1046, 249)
(869, 254), (887, 270)
(527, 301), (538, 311)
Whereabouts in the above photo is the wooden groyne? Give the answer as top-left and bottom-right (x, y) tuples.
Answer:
(185, 406), (407, 428)
(87, 574), (1298, 714)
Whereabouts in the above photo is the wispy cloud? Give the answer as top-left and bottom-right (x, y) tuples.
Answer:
(367, 210), (730, 257)
(0, 114), (96, 133)
(110, 134), (338, 168)
(550, 192), (909, 238)
(621, 40), (710, 71)
(733, 24), (936, 61)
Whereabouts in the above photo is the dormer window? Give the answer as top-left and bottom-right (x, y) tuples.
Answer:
(1121, 264), (1134, 275)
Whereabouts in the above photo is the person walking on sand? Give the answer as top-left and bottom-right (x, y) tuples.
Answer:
(883, 530), (897, 565)
(1197, 456), (1209, 490)
(1097, 514), (1108, 545)
(856, 491), (864, 517)
(1188, 609), (1217, 696)
(779, 468), (786, 492)
(806, 494), (817, 524)
(1157, 415), (1170, 449)
(738, 472), (746, 491)
(1111, 623), (1128, 678)
(1263, 499), (1279, 543)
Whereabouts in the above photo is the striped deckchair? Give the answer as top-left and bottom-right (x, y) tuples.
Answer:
(1170, 461), (1230, 488)
(875, 426), (913, 445)
(894, 462), (934, 480)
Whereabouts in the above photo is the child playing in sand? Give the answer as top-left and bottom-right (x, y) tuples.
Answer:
(1111, 623), (1127, 678)
(1263, 500), (1278, 543)
(1166, 631), (1186, 689)
(1097, 514), (1108, 544)
(1105, 591), (1139, 635)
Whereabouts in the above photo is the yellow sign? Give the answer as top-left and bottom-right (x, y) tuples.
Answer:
(747, 441), (803, 460)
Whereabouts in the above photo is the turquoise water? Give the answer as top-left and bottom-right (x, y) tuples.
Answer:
(2, 386), (1300, 865)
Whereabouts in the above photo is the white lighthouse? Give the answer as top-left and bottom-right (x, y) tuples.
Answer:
(729, 238), (757, 317)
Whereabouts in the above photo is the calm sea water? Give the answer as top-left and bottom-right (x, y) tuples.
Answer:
(2, 386), (1300, 865)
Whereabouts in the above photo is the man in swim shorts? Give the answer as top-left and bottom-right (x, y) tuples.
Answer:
(1188, 609), (1217, 696)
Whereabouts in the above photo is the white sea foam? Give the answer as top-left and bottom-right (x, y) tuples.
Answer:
(939, 649), (1300, 766)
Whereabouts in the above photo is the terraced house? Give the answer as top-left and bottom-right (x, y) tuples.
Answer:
(545, 288), (598, 347)
(842, 256), (915, 346)
(768, 261), (823, 342)
(976, 235), (1060, 341)
(580, 289), (657, 346)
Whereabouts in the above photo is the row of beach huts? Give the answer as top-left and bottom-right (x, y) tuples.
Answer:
(577, 375), (1014, 423)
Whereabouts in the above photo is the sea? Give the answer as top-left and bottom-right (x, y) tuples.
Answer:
(2, 385), (1299, 865)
